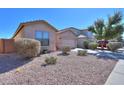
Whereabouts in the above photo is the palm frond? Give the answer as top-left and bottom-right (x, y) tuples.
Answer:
(95, 19), (104, 29)
(108, 11), (122, 26)
(88, 25), (96, 34)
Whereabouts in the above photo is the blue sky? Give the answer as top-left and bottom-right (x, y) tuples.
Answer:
(0, 8), (124, 39)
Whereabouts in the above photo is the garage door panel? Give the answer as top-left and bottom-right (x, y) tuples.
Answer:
(61, 40), (76, 48)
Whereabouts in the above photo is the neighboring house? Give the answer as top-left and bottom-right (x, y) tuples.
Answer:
(61, 27), (95, 39)
(12, 20), (95, 51)
(59, 27), (95, 48)
(77, 35), (88, 48)
(80, 29), (95, 39)
(60, 27), (81, 36)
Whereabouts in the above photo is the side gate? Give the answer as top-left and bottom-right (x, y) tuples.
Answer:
(0, 39), (15, 53)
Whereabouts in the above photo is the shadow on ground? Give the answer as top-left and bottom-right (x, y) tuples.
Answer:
(95, 51), (124, 61)
(0, 54), (32, 74)
(57, 53), (70, 56)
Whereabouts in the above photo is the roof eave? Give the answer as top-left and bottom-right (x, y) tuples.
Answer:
(12, 20), (59, 38)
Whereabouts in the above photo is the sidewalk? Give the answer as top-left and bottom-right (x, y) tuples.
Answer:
(105, 60), (124, 85)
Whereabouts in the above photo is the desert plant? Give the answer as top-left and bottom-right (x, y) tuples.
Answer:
(88, 11), (124, 40)
(62, 46), (71, 55)
(45, 56), (57, 65)
(88, 42), (98, 50)
(77, 50), (87, 56)
(14, 38), (41, 58)
(107, 42), (123, 51)
(83, 40), (90, 49)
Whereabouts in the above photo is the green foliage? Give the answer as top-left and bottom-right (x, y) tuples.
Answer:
(45, 56), (57, 65)
(83, 40), (90, 49)
(88, 11), (124, 40)
(108, 11), (122, 25)
(77, 50), (87, 56)
(62, 46), (71, 55)
(15, 38), (41, 58)
(107, 42), (123, 51)
(88, 42), (98, 50)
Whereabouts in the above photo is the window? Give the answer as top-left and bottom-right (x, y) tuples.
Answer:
(35, 31), (42, 40)
(35, 31), (49, 46)
(42, 32), (49, 46)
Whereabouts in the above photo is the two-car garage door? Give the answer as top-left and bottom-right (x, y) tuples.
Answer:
(59, 39), (77, 49)
(58, 30), (77, 49)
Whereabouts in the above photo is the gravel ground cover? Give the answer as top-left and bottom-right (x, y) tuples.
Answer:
(0, 52), (117, 85)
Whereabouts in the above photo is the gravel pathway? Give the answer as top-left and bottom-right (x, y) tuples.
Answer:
(0, 52), (117, 85)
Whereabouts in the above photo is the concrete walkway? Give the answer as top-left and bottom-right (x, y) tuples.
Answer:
(105, 59), (124, 85)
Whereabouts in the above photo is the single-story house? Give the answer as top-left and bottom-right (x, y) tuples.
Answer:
(12, 20), (94, 52)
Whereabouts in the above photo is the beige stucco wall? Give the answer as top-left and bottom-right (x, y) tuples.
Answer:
(57, 30), (77, 49)
(77, 38), (88, 48)
(22, 22), (57, 51)
(14, 28), (24, 39)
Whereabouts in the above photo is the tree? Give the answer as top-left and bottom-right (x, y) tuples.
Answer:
(88, 11), (124, 41)
(117, 35), (123, 42)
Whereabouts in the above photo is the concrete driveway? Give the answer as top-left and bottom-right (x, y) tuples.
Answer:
(71, 48), (124, 61)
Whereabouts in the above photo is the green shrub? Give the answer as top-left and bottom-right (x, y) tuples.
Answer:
(107, 42), (123, 51)
(88, 42), (98, 50)
(15, 38), (41, 58)
(62, 46), (71, 55)
(83, 40), (90, 49)
(45, 56), (57, 65)
(77, 50), (87, 56)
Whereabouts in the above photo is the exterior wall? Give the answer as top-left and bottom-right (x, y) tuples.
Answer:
(77, 38), (88, 48)
(57, 30), (77, 49)
(23, 22), (57, 51)
(13, 28), (24, 39)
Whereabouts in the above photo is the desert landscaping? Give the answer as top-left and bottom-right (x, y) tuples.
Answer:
(0, 51), (117, 85)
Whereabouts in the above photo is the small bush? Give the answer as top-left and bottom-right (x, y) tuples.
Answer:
(107, 42), (123, 51)
(77, 50), (87, 56)
(62, 46), (71, 55)
(88, 42), (98, 50)
(83, 40), (90, 49)
(42, 49), (49, 54)
(45, 56), (57, 65)
(15, 38), (41, 58)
